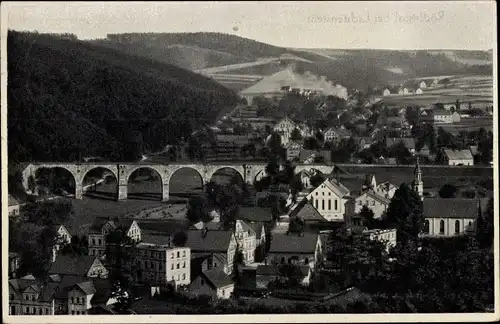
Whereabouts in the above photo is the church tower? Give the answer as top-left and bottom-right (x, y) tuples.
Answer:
(412, 156), (424, 199)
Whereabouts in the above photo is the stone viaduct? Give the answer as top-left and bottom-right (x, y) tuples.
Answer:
(22, 162), (335, 202)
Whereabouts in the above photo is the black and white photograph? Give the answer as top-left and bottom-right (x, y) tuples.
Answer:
(1, 1), (498, 322)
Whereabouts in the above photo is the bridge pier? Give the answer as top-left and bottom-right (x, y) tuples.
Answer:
(162, 183), (169, 202)
(118, 184), (128, 201)
(75, 183), (83, 200)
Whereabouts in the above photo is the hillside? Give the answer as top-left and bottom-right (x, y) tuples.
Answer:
(92, 33), (492, 91)
(7, 31), (239, 163)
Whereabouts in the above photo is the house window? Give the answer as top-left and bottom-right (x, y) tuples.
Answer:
(45, 308), (49, 315)
(322, 200), (325, 210)
(25, 307), (29, 314)
(171, 264), (174, 270)
(182, 273), (186, 280)
(177, 263), (180, 269)
(328, 200), (331, 210)
(424, 220), (429, 234)
(315, 192), (318, 196)
(183, 261), (186, 268)
(201, 279), (205, 285)
(183, 251), (186, 257)
(171, 253), (174, 259)
(39, 309), (43, 315)
(98, 239), (102, 245)
(177, 251), (180, 258)
(439, 220), (445, 234)
(92, 239), (96, 245)
(159, 263), (163, 270)
(455, 220), (460, 234)
(328, 192), (331, 196)
(281, 257), (285, 264)
(335, 200), (338, 210)
(315, 200), (318, 209)
(72, 311), (75, 315)
(468, 221), (472, 229)
(71, 297), (74, 303)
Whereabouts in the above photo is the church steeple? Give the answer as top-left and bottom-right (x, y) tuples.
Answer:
(412, 156), (424, 198)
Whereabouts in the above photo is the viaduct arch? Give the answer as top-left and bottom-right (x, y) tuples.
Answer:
(22, 162), (335, 202)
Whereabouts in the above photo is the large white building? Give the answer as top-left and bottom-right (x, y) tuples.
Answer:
(306, 178), (351, 222)
(422, 199), (482, 237)
(135, 236), (191, 287)
(362, 228), (397, 252)
(443, 149), (474, 166)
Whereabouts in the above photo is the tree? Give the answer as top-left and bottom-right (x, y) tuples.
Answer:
(439, 184), (458, 198)
(27, 174), (36, 194)
(186, 195), (211, 224)
(310, 173), (326, 188)
(303, 136), (320, 150)
(359, 205), (376, 229)
(387, 142), (412, 165)
(265, 155), (281, 180)
(476, 198), (493, 247)
(385, 183), (424, 243)
(106, 229), (135, 313)
(172, 231), (188, 247)
(290, 128), (303, 141)
(267, 132), (284, 158)
(290, 175), (304, 202)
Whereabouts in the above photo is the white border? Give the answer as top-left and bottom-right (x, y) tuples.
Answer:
(1, 1), (499, 323)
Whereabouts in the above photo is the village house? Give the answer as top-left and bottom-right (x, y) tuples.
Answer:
(273, 116), (298, 146)
(422, 199), (484, 237)
(186, 229), (237, 274)
(443, 149), (474, 166)
(8, 195), (21, 217)
(289, 199), (328, 228)
(345, 190), (391, 219)
(9, 275), (58, 315)
(375, 181), (398, 199)
(306, 178), (351, 222)
(52, 224), (73, 262)
(191, 219), (257, 265)
(415, 88), (423, 95)
(188, 268), (234, 300)
(300, 149), (332, 164)
(66, 280), (117, 315)
(135, 234), (191, 288)
(419, 81), (427, 89)
(362, 228), (397, 252)
(88, 218), (141, 257)
(267, 233), (323, 271)
(285, 140), (303, 160)
(49, 255), (109, 279)
(323, 127), (351, 143)
(433, 109), (461, 124)
(382, 88), (391, 96)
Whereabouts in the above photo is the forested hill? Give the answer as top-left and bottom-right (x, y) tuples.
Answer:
(7, 31), (239, 163)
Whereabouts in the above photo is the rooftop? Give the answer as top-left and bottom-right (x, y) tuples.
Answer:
(200, 268), (233, 289)
(269, 233), (319, 254)
(49, 255), (100, 277)
(186, 230), (234, 253)
(444, 149), (473, 161)
(423, 198), (479, 219)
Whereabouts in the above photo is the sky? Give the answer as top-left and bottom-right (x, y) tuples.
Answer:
(3, 1), (496, 50)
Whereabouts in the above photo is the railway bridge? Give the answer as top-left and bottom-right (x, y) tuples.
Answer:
(22, 162), (335, 201)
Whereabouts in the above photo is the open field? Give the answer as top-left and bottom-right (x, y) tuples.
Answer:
(380, 75), (493, 107)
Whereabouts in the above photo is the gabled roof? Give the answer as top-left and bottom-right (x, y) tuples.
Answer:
(285, 140), (303, 150)
(434, 109), (452, 116)
(247, 222), (265, 238)
(314, 178), (350, 197)
(9, 278), (58, 302)
(237, 220), (257, 236)
(140, 234), (172, 246)
(289, 199), (327, 222)
(200, 268), (233, 289)
(423, 199), (479, 219)
(269, 233), (319, 254)
(73, 281), (96, 295)
(138, 220), (190, 236)
(49, 255), (100, 277)
(237, 206), (273, 223)
(444, 149), (473, 160)
(186, 230), (234, 253)
(355, 190), (391, 205)
(8, 195), (19, 206)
